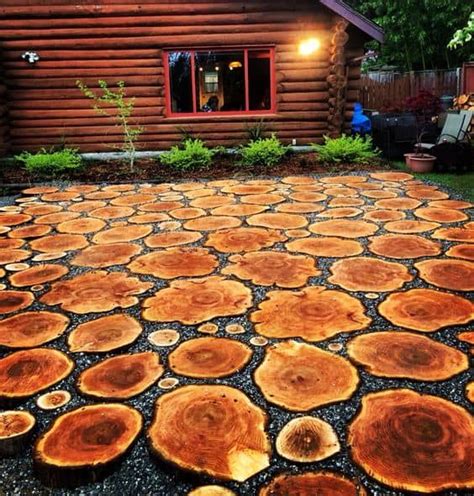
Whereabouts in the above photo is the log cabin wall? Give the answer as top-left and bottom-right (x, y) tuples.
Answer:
(0, 0), (365, 154)
(0, 49), (10, 155)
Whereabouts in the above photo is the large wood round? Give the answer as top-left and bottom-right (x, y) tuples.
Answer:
(110, 193), (155, 206)
(251, 286), (370, 341)
(57, 218), (106, 234)
(290, 192), (327, 202)
(147, 385), (271, 481)
(275, 202), (324, 214)
(145, 231), (202, 248)
(379, 289), (473, 332)
(286, 237), (363, 258)
(128, 248), (218, 279)
(415, 259), (474, 291)
(446, 244), (474, 261)
(374, 198), (421, 210)
(347, 332), (469, 380)
(254, 341), (359, 411)
(328, 257), (413, 292)
(77, 352), (163, 399)
(247, 213), (308, 230)
(434, 226), (474, 242)
(0, 410), (36, 456)
(414, 207), (468, 223)
(211, 204), (268, 216)
(139, 201), (183, 212)
(407, 188), (449, 200)
(275, 416), (340, 462)
(309, 219), (378, 238)
(240, 193), (285, 205)
(34, 403), (142, 484)
(9, 264), (68, 287)
(384, 220), (440, 233)
(142, 276), (252, 324)
(8, 224), (52, 239)
(369, 234), (441, 258)
(370, 172), (414, 181)
(0, 249), (31, 265)
(0, 213), (32, 226)
(183, 216), (242, 231)
(428, 199), (472, 209)
(222, 251), (319, 288)
(222, 184), (274, 195)
(348, 389), (474, 493)
(0, 312), (69, 348)
(168, 337), (252, 378)
(259, 471), (366, 496)
(71, 243), (142, 268)
(190, 195), (234, 209)
(0, 348), (74, 400)
(68, 314), (142, 353)
(92, 225), (152, 244)
(0, 290), (34, 314)
(90, 206), (135, 219)
(34, 212), (80, 225)
(205, 228), (286, 253)
(363, 209), (406, 222)
(41, 271), (152, 314)
(30, 234), (88, 253)
(0, 239), (24, 249)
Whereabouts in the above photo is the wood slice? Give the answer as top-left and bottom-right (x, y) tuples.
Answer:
(446, 244), (474, 261)
(363, 210), (406, 222)
(0, 213), (32, 227)
(374, 198), (421, 210)
(0, 249), (31, 265)
(328, 257), (413, 292)
(370, 172), (414, 181)
(188, 486), (236, 496)
(415, 259), (474, 291)
(276, 202), (324, 214)
(34, 212), (80, 225)
(183, 216), (242, 231)
(309, 220), (378, 238)
(77, 351), (163, 399)
(128, 248), (218, 279)
(23, 187), (58, 195)
(432, 226), (474, 243)
(320, 176), (367, 185)
(145, 231), (202, 248)
(103, 184), (135, 192)
(378, 289), (473, 332)
(30, 234), (88, 252)
(0, 311), (69, 348)
(0, 410), (36, 456)
(259, 471), (366, 496)
(457, 331), (474, 345)
(129, 213), (171, 224)
(0, 348), (73, 400)
(142, 276), (252, 325)
(71, 243), (142, 268)
(360, 190), (397, 199)
(0, 290), (34, 314)
(428, 200), (472, 210)
(68, 314), (142, 353)
(36, 391), (71, 410)
(287, 237), (363, 258)
(222, 251), (319, 288)
(211, 204), (268, 216)
(41, 192), (80, 202)
(414, 207), (468, 223)
(348, 389), (474, 493)
(92, 225), (152, 244)
(329, 198), (365, 207)
(222, 184), (274, 195)
(347, 332), (468, 381)
(190, 195), (235, 209)
(56, 218), (106, 234)
(68, 201), (107, 213)
(467, 382), (474, 403)
(148, 385), (270, 481)
(251, 286), (370, 341)
(9, 264), (68, 287)
(84, 191), (120, 200)
(172, 182), (204, 192)
(41, 271), (152, 314)
(110, 193), (155, 207)
(323, 187), (358, 197)
(205, 228), (286, 253)
(317, 207), (362, 219)
(169, 337), (252, 378)
(254, 341), (359, 411)
(384, 220), (440, 233)
(276, 416), (340, 462)
(139, 201), (184, 212)
(240, 194), (285, 205)
(369, 234), (441, 259)
(407, 188), (449, 200)
(289, 192), (327, 202)
(247, 213), (308, 230)
(8, 224), (52, 238)
(184, 188), (217, 200)
(65, 185), (98, 194)
(169, 207), (206, 220)
(34, 403), (142, 486)
(89, 206), (135, 219)
(148, 329), (180, 347)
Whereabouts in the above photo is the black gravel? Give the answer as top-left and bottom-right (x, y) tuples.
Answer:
(0, 172), (472, 496)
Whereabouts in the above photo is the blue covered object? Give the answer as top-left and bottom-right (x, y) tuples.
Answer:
(351, 102), (372, 135)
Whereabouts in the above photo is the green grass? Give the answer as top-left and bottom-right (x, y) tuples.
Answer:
(392, 161), (474, 201)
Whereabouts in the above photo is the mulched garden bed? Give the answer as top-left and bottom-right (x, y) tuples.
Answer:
(0, 153), (388, 187)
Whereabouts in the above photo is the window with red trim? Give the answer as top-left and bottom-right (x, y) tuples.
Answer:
(165, 48), (275, 116)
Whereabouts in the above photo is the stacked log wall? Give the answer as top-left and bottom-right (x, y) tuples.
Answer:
(0, 49), (10, 156)
(0, 0), (365, 153)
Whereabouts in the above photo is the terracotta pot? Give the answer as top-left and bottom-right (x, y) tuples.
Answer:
(405, 153), (435, 173)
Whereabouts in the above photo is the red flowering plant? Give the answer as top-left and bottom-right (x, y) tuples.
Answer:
(404, 90), (441, 124)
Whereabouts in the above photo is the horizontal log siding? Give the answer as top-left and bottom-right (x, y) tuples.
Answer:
(0, 0), (363, 153)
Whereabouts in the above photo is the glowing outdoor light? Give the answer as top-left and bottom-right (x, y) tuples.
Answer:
(299, 38), (320, 56)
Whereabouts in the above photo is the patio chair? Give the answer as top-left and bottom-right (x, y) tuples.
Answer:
(419, 111), (472, 150)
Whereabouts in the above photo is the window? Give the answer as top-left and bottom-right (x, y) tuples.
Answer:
(165, 48), (275, 116)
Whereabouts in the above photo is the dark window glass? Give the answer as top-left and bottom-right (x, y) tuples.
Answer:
(249, 50), (271, 111)
(168, 51), (193, 113)
(195, 51), (245, 112)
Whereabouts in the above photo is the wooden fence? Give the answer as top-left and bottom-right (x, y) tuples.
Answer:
(360, 69), (460, 110)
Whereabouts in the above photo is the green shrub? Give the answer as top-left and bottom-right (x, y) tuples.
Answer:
(312, 135), (380, 164)
(238, 134), (290, 167)
(159, 138), (217, 170)
(245, 119), (268, 142)
(15, 148), (82, 175)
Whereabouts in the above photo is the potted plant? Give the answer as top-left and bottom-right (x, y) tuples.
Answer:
(404, 132), (436, 173)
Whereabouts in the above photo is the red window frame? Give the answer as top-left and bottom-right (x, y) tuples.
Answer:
(163, 46), (277, 118)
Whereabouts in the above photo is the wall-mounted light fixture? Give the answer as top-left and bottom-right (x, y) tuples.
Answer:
(22, 51), (40, 64)
(299, 38), (321, 56)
